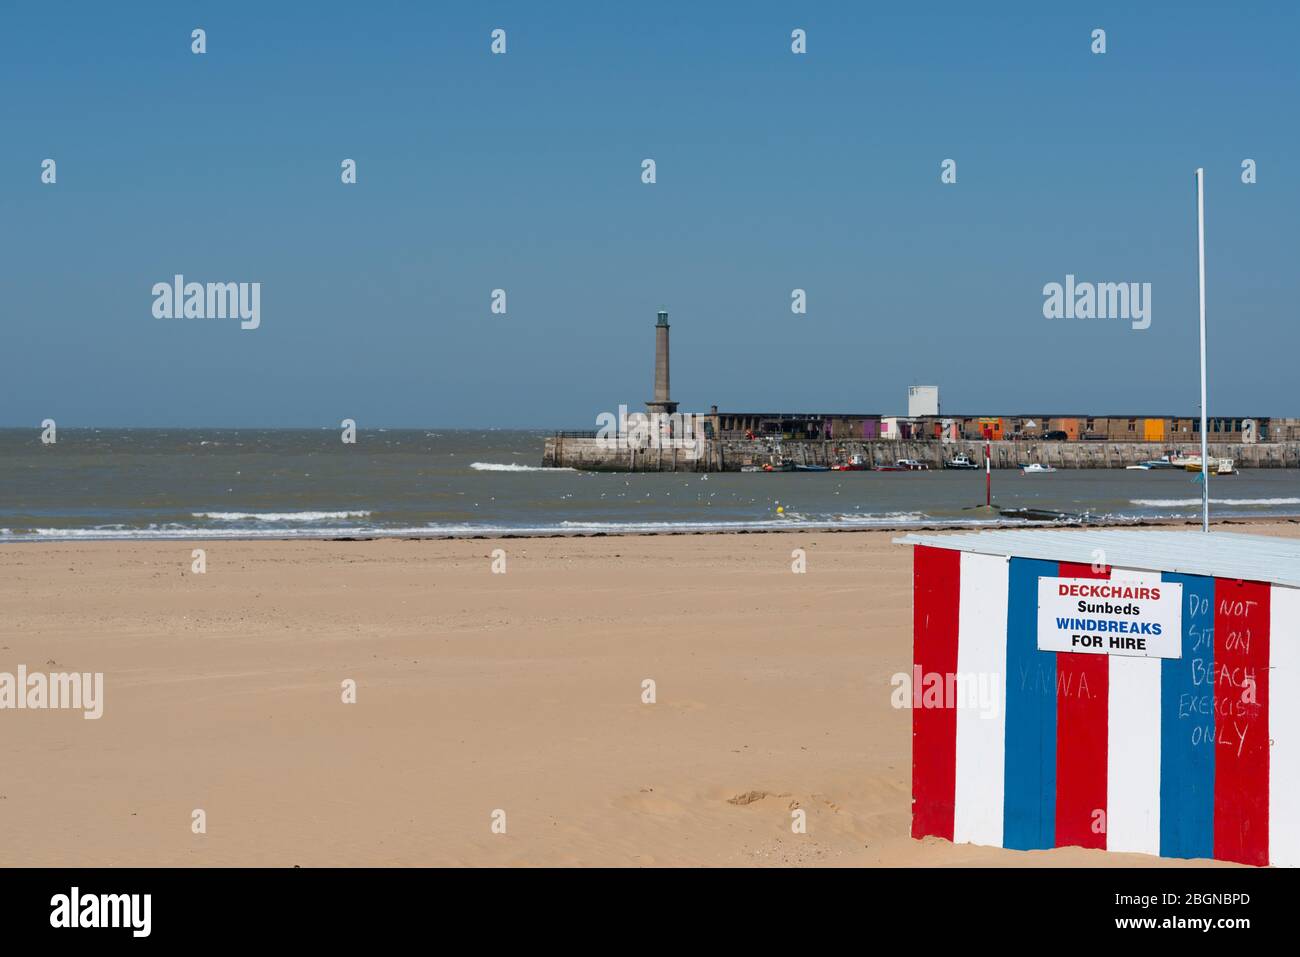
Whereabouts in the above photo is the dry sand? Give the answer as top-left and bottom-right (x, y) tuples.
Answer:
(5, 523), (1292, 867)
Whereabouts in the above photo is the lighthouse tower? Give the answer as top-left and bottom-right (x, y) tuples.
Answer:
(645, 309), (679, 416)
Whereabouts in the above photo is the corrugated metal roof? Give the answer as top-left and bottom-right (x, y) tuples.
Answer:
(893, 529), (1300, 588)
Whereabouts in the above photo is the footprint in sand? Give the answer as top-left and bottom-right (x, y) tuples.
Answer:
(726, 789), (790, 806)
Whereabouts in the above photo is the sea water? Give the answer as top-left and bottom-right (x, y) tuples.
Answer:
(2, 428), (1297, 541)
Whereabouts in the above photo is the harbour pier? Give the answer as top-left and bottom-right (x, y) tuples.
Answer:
(542, 309), (1300, 472)
(543, 435), (1300, 472)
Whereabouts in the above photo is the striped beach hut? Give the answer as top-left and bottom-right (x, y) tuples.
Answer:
(894, 529), (1300, 866)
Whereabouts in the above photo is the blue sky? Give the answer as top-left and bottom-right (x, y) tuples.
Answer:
(2, 1), (1296, 427)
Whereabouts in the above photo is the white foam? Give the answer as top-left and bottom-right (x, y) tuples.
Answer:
(191, 511), (372, 522)
(1, 512), (1017, 543)
(470, 463), (577, 472)
(1130, 497), (1300, 508)
(550, 512), (942, 533)
(19, 525), (393, 541)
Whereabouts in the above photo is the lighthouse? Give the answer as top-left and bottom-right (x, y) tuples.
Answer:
(645, 309), (678, 416)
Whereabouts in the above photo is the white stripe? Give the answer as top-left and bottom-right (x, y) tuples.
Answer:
(1106, 568), (1162, 855)
(1270, 585), (1300, 867)
(953, 552), (1009, 847)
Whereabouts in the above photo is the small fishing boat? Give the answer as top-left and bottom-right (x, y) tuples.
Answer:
(1140, 453), (1186, 469)
(831, 454), (869, 471)
(762, 461), (795, 472)
(740, 464), (764, 472)
(876, 459), (928, 472)
(1020, 463), (1057, 474)
(793, 463), (830, 472)
(998, 506), (1085, 522)
(1185, 456), (1235, 475)
(946, 453), (979, 470)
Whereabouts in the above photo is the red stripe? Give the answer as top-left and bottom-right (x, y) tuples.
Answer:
(1054, 561), (1109, 850)
(1213, 579), (1270, 866)
(911, 545), (960, 841)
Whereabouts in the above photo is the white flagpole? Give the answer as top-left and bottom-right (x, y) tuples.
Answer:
(1196, 168), (1209, 532)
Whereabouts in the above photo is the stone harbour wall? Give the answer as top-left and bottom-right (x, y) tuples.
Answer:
(542, 436), (1300, 472)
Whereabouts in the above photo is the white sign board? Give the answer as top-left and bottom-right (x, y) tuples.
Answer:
(1037, 577), (1183, 659)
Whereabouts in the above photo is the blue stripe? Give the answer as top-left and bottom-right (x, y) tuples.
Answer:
(1159, 572), (1216, 859)
(1003, 558), (1058, 850)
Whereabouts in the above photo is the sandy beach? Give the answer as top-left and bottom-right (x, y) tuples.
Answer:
(5, 523), (1294, 867)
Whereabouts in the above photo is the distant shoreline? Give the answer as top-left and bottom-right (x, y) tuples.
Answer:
(4, 513), (1298, 545)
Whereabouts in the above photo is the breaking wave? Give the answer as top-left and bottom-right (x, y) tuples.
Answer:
(470, 463), (577, 472)
(191, 511), (372, 521)
(1130, 497), (1300, 508)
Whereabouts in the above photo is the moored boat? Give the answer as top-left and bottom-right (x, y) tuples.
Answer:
(946, 453), (979, 470)
(1020, 463), (1057, 474)
(831, 454), (870, 471)
(1139, 452), (1187, 469)
(1185, 456), (1235, 475)
(998, 506), (1085, 522)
